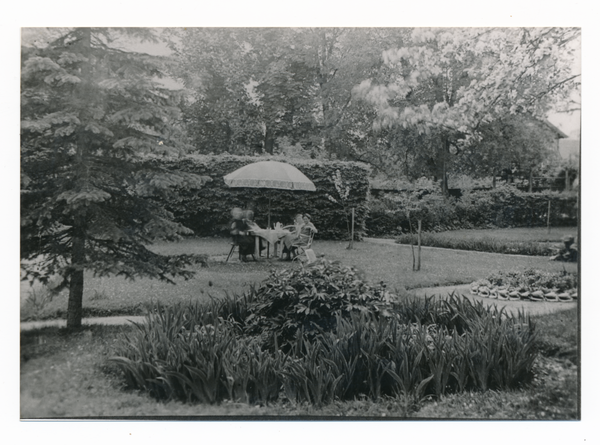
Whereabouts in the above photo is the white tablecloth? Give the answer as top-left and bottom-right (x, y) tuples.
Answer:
(250, 228), (290, 245)
(249, 228), (291, 257)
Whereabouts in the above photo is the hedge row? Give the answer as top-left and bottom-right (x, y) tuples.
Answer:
(367, 186), (578, 237)
(145, 154), (371, 240)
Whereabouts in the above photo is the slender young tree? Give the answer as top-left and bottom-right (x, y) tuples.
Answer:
(21, 28), (210, 328)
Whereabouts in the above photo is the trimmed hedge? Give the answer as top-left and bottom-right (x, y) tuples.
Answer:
(367, 185), (578, 237)
(145, 154), (371, 240)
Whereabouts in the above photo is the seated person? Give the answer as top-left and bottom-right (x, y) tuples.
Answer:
(281, 213), (318, 260)
(243, 209), (266, 253)
(230, 207), (255, 261)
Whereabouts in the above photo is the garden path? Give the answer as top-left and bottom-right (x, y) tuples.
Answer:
(20, 315), (146, 331)
(20, 286), (575, 331)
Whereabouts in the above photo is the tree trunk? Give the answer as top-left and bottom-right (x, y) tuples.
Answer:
(547, 200), (551, 234)
(441, 159), (448, 197)
(416, 219), (422, 271)
(528, 169), (533, 193)
(67, 29), (91, 329)
(408, 215), (416, 271)
(263, 126), (275, 154)
(347, 207), (354, 250)
(66, 222), (85, 329)
(492, 170), (496, 188)
(440, 137), (450, 196)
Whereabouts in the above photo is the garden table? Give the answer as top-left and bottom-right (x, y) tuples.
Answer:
(249, 227), (292, 258)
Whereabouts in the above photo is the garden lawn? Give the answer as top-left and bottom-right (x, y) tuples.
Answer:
(20, 237), (578, 321)
(20, 308), (578, 419)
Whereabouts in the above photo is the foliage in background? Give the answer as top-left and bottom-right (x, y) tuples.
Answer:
(20, 28), (210, 328)
(457, 116), (562, 188)
(367, 185), (577, 237)
(144, 154), (371, 240)
(172, 28), (410, 159)
(354, 28), (579, 194)
(395, 234), (558, 256)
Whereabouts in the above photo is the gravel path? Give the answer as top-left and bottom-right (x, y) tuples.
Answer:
(20, 315), (146, 331)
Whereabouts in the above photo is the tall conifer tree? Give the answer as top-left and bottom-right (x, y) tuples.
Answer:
(21, 28), (209, 328)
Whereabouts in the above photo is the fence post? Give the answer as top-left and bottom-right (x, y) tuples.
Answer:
(349, 207), (355, 249)
(547, 200), (551, 233)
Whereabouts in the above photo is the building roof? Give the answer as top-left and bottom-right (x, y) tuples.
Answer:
(540, 119), (569, 139)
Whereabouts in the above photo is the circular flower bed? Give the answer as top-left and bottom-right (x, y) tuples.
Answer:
(470, 268), (578, 302)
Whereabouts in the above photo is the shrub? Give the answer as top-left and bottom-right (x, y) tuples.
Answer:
(367, 185), (578, 236)
(455, 187), (578, 228)
(243, 260), (395, 350)
(143, 154), (371, 240)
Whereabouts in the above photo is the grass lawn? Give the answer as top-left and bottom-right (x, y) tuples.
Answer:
(19, 307), (579, 419)
(20, 236), (578, 321)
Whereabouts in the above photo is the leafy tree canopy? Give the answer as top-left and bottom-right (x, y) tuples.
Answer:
(171, 27), (410, 157)
(352, 27), (580, 191)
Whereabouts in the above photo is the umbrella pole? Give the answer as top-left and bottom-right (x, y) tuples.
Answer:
(268, 197), (271, 228)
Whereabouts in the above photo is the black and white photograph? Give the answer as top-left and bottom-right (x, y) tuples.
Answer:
(9, 1), (597, 442)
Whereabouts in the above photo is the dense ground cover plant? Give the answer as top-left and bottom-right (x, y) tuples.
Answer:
(109, 260), (538, 407)
(21, 307), (577, 419)
(483, 268), (577, 293)
(395, 233), (556, 256)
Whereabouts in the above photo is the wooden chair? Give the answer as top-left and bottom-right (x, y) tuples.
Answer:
(291, 229), (315, 262)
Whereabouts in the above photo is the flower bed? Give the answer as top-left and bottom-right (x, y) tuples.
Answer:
(109, 260), (538, 406)
(470, 269), (578, 302)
